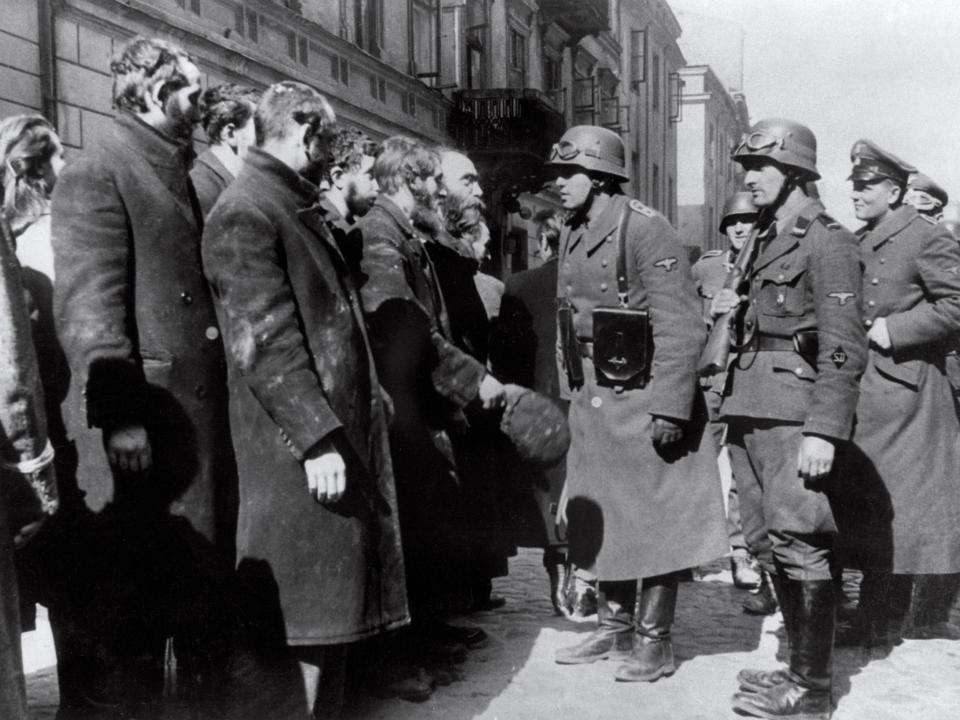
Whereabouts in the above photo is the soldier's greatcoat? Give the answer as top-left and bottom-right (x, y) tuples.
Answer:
(51, 113), (236, 547)
(559, 193), (727, 581)
(202, 149), (409, 644)
(846, 205), (960, 574)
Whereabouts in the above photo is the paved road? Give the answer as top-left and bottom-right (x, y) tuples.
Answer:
(24, 549), (960, 719)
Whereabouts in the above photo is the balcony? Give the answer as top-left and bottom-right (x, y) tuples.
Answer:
(539, 0), (609, 45)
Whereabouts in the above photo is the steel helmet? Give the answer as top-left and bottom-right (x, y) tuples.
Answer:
(719, 191), (758, 232)
(731, 118), (819, 180)
(545, 125), (629, 182)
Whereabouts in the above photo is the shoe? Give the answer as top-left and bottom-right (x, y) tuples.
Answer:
(731, 678), (832, 719)
(613, 573), (678, 682)
(614, 636), (675, 682)
(554, 625), (634, 664)
(736, 667), (790, 693)
(743, 570), (779, 616)
(732, 555), (763, 591)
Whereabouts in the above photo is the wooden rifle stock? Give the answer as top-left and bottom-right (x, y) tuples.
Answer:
(697, 216), (765, 377)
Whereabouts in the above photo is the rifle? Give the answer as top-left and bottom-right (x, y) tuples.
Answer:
(697, 210), (768, 377)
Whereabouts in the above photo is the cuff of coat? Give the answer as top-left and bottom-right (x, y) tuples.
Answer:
(249, 375), (343, 462)
(801, 415), (853, 442)
(430, 333), (487, 407)
(84, 359), (147, 429)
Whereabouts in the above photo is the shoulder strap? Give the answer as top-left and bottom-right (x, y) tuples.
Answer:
(616, 205), (634, 308)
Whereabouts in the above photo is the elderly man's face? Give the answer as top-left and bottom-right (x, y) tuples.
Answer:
(441, 152), (482, 204)
(341, 154), (379, 217)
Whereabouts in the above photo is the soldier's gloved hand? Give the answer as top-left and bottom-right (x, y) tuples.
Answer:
(797, 435), (835, 486)
(651, 416), (684, 447)
(866, 316), (892, 351)
(304, 441), (346, 505)
(478, 373), (507, 410)
(105, 423), (152, 474)
(709, 288), (746, 319)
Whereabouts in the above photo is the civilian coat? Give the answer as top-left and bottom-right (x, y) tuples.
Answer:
(492, 259), (568, 551)
(356, 196), (486, 604)
(846, 206), (960, 573)
(558, 194), (727, 580)
(202, 148), (408, 644)
(189, 148), (233, 219)
(51, 113), (236, 549)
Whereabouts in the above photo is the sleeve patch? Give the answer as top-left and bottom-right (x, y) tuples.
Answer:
(827, 291), (856, 305)
(831, 346), (848, 368)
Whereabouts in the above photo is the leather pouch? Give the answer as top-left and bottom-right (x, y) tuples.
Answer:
(592, 307), (651, 389)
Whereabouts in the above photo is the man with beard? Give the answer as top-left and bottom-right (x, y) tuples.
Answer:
(319, 128), (381, 274)
(716, 120), (867, 720)
(838, 141), (960, 645)
(357, 137), (506, 664)
(202, 81), (409, 718)
(52, 36), (239, 716)
(191, 83), (260, 218)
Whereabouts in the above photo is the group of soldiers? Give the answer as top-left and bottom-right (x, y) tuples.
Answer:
(548, 117), (960, 720)
(2, 30), (960, 720)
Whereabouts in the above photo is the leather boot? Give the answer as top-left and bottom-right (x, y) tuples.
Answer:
(733, 579), (834, 719)
(738, 571), (794, 692)
(614, 574), (677, 682)
(743, 569), (780, 616)
(547, 562), (568, 617)
(903, 573), (960, 639)
(555, 583), (635, 664)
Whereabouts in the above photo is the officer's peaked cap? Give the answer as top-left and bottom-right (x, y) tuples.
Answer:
(848, 139), (916, 185)
(908, 172), (948, 206)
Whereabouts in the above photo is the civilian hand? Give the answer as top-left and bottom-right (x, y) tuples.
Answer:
(105, 424), (152, 473)
(304, 449), (346, 504)
(478, 373), (506, 410)
(797, 435), (835, 485)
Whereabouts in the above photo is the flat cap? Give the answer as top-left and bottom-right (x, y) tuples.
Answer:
(848, 139), (916, 185)
(499, 387), (570, 466)
(908, 172), (948, 206)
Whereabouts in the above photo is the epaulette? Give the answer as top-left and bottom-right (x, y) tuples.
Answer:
(698, 249), (724, 259)
(791, 214), (814, 237)
(628, 199), (655, 217)
(918, 214), (938, 225)
(817, 212), (842, 230)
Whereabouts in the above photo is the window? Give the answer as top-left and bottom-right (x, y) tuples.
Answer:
(354, 0), (383, 57)
(508, 28), (527, 87)
(369, 75), (386, 102)
(412, 0), (438, 79)
(668, 72), (682, 121)
(573, 75), (596, 125)
(652, 54), (660, 110)
(330, 55), (349, 85)
(466, 27), (485, 89)
(630, 29), (647, 88)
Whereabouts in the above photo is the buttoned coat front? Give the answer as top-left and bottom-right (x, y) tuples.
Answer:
(845, 206), (960, 573)
(558, 193), (727, 580)
(201, 149), (408, 644)
(51, 113), (236, 547)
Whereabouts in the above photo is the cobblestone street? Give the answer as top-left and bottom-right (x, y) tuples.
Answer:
(23, 548), (960, 719)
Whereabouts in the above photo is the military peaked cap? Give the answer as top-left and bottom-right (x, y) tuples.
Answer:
(848, 139), (916, 185)
(908, 172), (949, 206)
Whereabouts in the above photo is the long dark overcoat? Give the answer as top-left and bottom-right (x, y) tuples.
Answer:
(51, 113), (236, 548)
(356, 196), (486, 608)
(558, 194), (727, 580)
(189, 148), (233, 219)
(846, 206), (960, 574)
(201, 149), (408, 645)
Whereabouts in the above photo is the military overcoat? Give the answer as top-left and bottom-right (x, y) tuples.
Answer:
(51, 113), (236, 547)
(201, 149), (409, 644)
(845, 205), (960, 574)
(558, 193), (727, 581)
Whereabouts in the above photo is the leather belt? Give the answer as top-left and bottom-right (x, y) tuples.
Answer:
(743, 334), (795, 352)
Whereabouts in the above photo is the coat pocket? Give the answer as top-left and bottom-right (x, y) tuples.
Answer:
(871, 352), (920, 389)
(759, 265), (806, 317)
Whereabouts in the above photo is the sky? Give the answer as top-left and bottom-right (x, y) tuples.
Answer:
(670, 0), (960, 228)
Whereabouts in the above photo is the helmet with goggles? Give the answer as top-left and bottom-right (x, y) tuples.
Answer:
(545, 125), (629, 182)
(731, 118), (819, 180)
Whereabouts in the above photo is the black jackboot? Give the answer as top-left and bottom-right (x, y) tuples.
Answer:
(737, 571), (794, 692)
(555, 581), (635, 664)
(733, 579), (834, 719)
(614, 574), (678, 682)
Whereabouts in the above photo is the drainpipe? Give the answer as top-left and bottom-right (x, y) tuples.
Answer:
(37, 0), (58, 127)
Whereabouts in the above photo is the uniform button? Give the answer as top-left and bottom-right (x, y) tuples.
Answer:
(606, 237), (613, 244)
(600, 283), (608, 292)
(865, 319), (873, 327)
(776, 293), (785, 305)
(205, 326), (220, 341)
(601, 259), (608, 267)
(566, 285), (573, 293)
(871, 277), (879, 285)
(879, 258), (886, 264)
(794, 367), (804, 376)
(591, 396), (602, 408)
(180, 291), (193, 305)
(867, 300), (875, 308)
(777, 273), (785, 281)
(195, 384), (207, 399)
